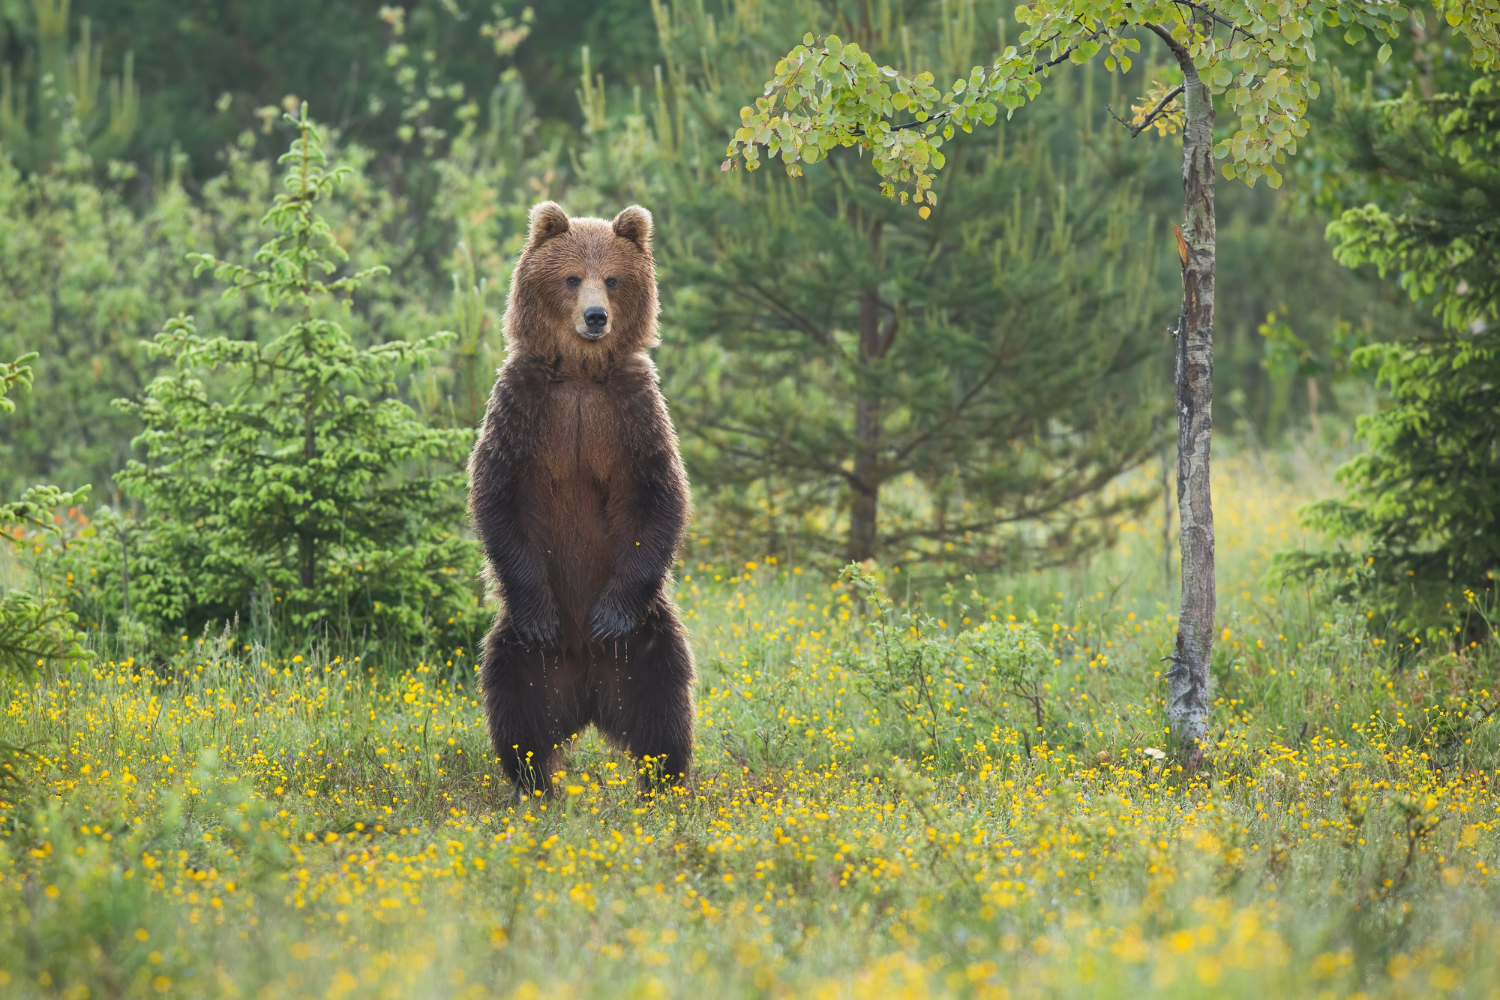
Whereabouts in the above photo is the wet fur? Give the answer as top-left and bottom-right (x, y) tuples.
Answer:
(469, 202), (694, 794)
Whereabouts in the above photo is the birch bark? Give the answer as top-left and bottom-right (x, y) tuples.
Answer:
(1154, 23), (1216, 766)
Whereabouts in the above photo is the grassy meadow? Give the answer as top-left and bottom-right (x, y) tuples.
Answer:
(4, 443), (1500, 999)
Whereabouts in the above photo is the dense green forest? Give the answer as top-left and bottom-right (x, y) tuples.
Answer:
(0, 2), (1450, 622)
(1, 0), (1492, 659)
(2, 1), (1499, 996)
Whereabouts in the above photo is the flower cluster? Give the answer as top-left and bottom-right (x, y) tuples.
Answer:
(2, 454), (1499, 998)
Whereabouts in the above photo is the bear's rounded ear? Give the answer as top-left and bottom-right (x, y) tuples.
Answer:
(611, 205), (653, 248)
(527, 201), (571, 245)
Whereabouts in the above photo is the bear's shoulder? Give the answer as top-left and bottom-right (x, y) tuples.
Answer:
(606, 352), (661, 390)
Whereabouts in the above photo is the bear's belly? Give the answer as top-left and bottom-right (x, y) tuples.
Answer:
(540, 468), (611, 636)
(534, 384), (623, 638)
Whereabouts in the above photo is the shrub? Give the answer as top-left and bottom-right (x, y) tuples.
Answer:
(0, 353), (89, 674)
(90, 108), (480, 658)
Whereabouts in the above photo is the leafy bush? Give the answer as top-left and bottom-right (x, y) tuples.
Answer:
(837, 565), (1062, 764)
(0, 353), (89, 673)
(78, 109), (480, 658)
(0, 47), (545, 500)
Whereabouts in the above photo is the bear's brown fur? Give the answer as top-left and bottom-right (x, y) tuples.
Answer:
(468, 201), (694, 794)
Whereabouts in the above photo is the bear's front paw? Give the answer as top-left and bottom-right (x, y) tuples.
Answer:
(588, 590), (641, 643)
(513, 603), (561, 648)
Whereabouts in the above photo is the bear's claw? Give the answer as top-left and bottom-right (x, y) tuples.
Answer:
(513, 605), (561, 647)
(588, 592), (641, 642)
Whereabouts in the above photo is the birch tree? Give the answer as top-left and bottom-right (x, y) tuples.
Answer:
(723, 0), (1499, 765)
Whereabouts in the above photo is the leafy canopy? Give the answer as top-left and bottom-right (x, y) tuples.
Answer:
(725, 0), (1498, 202)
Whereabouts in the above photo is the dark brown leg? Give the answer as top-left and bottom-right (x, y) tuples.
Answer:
(593, 610), (695, 791)
(480, 618), (590, 797)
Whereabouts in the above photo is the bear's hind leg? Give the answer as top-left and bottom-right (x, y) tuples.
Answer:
(481, 622), (588, 797)
(595, 612), (695, 791)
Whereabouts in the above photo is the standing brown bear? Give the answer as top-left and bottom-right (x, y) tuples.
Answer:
(468, 201), (694, 795)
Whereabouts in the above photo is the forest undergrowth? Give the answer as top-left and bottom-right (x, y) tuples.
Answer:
(3, 444), (1499, 999)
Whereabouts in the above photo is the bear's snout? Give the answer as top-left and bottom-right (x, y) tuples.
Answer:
(572, 277), (613, 340)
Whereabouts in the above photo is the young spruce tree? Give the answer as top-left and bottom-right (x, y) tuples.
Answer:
(110, 107), (478, 655)
(1282, 69), (1500, 635)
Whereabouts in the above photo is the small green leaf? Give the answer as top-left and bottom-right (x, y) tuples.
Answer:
(1377, 42), (1392, 63)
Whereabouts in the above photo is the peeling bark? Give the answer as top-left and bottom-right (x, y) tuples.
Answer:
(1159, 25), (1216, 767)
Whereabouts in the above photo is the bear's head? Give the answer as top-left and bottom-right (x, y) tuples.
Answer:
(503, 201), (659, 364)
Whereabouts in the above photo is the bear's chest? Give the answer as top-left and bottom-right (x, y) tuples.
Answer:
(531, 381), (624, 628)
(536, 382), (624, 488)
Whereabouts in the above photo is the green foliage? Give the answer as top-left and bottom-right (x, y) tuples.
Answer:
(1280, 74), (1500, 631)
(99, 109), (479, 656)
(1211, 182), (1419, 435)
(0, 0), (137, 171)
(0, 3), (557, 500)
(1430, 0), (1500, 67)
(19, 0), (635, 173)
(0, 144), (214, 500)
(578, 0), (1165, 569)
(725, 0), (1497, 198)
(0, 352), (89, 673)
(0, 588), (90, 673)
(1257, 310), (1365, 383)
(841, 565), (1054, 762)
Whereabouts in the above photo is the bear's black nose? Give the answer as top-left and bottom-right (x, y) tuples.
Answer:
(584, 306), (608, 330)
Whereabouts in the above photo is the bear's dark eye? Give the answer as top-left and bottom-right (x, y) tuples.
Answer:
(605, 277), (618, 289)
(566, 276), (582, 289)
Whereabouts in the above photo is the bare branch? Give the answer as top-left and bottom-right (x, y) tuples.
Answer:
(1106, 84), (1184, 137)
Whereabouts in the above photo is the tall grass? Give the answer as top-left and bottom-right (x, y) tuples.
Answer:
(2, 443), (1499, 998)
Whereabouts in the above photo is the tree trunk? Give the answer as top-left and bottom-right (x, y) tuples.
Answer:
(848, 218), (891, 564)
(1155, 412), (1172, 589)
(301, 393), (317, 591)
(1158, 24), (1216, 767)
(848, 281), (882, 563)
